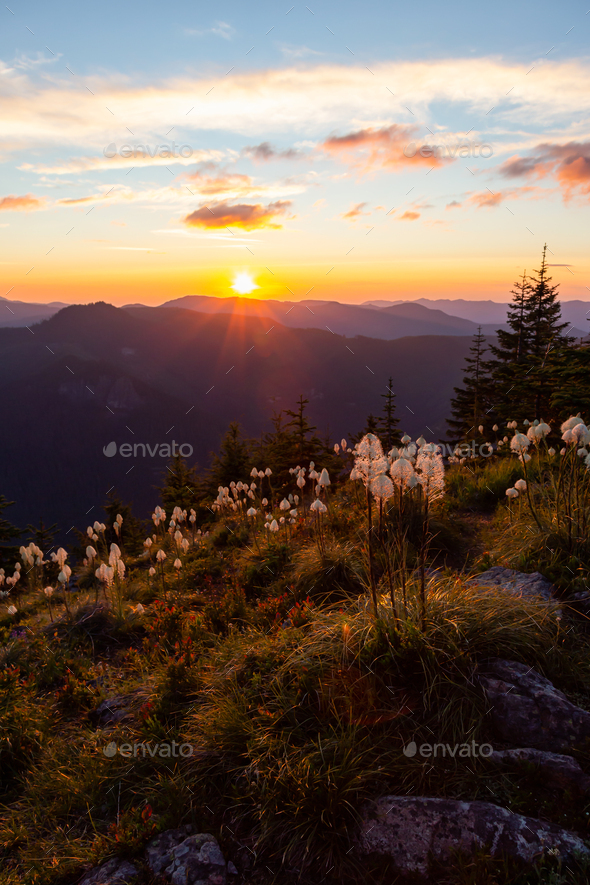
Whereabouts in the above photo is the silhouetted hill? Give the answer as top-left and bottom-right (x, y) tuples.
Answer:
(0, 303), (483, 532)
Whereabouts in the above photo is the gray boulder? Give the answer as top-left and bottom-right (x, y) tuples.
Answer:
(478, 659), (590, 752)
(467, 567), (556, 602)
(146, 826), (227, 885)
(489, 747), (590, 793)
(358, 796), (589, 877)
(79, 858), (138, 885)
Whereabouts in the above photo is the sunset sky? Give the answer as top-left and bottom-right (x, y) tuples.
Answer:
(1, 0), (590, 306)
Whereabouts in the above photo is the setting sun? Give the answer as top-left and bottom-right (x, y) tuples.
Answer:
(230, 271), (259, 295)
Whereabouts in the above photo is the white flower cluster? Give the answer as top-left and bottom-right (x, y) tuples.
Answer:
(351, 433), (445, 503)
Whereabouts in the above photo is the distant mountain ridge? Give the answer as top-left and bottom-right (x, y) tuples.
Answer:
(160, 294), (504, 339)
(0, 302), (478, 532)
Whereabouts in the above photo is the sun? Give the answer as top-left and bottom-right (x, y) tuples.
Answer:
(230, 271), (259, 295)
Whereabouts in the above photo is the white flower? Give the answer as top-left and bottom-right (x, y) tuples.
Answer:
(247, 507), (257, 517)
(572, 423), (590, 445)
(43, 586), (54, 597)
(318, 468), (330, 486)
(341, 438), (347, 449)
(7, 604), (17, 615)
(514, 479), (527, 491)
(492, 424), (499, 432)
(506, 488), (519, 498)
(86, 546), (97, 560)
(279, 498), (290, 511)
(561, 414), (584, 433)
(135, 603), (145, 614)
(265, 467), (272, 476)
(262, 498), (268, 506)
(290, 509), (298, 518)
(144, 537), (153, 548)
(510, 433), (531, 453)
(401, 434), (411, 444)
(58, 566), (71, 584)
(562, 429), (576, 444)
(334, 443), (340, 453)
(390, 457), (416, 491)
(548, 447), (556, 456)
(415, 445), (445, 502)
(52, 547), (68, 568)
(174, 558), (182, 569)
(156, 549), (166, 562)
(117, 560), (125, 580)
(369, 473), (394, 500)
(148, 566), (156, 577)
(310, 499), (327, 513)
(269, 519), (279, 532)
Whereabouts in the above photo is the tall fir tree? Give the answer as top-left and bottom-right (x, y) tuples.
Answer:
(161, 454), (203, 513)
(377, 378), (400, 450)
(206, 423), (251, 492)
(447, 326), (490, 440)
(0, 494), (21, 569)
(484, 246), (568, 422)
(349, 413), (380, 447)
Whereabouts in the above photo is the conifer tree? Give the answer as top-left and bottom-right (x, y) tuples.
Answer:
(377, 378), (400, 449)
(0, 494), (20, 569)
(447, 327), (489, 440)
(349, 413), (380, 447)
(161, 454), (202, 512)
(103, 493), (147, 556)
(207, 423), (251, 492)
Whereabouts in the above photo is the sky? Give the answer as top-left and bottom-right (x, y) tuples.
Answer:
(1, 0), (590, 306)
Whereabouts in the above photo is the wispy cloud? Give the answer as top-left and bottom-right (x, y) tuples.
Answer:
(0, 193), (45, 211)
(341, 201), (370, 221)
(182, 200), (293, 230)
(185, 21), (235, 40)
(499, 140), (590, 201)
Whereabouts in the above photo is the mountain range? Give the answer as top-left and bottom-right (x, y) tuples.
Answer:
(0, 302), (477, 534)
(2, 293), (588, 339)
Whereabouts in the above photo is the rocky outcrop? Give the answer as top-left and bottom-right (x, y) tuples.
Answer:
(467, 567), (557, 602)
(79, 858), (138, 885)
(80, 827), (236, 885)
(478, 659), (590, 752)
(489, 747), (590, 794)
(146, 826), (228, 884)
(359, 796), (589, 877)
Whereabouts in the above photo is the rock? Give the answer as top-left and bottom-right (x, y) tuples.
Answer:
(489, 747), (590, 793)
(467, 567), (556, 602)
(478, 658), (590, 752)
(89, 697), (131, 726)
(146, 826), (227, 885)
(79, 858), (138, 885)
(358, 796), (589, 877)
(227, 861), (238, 875)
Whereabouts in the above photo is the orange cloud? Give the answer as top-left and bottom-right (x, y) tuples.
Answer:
(399, 210), (420, 221)
(341, 201), (370, 221)
(499, 141), (590, 201)
(0, 193), (44, 211)
(467, 186), (542, 209)
(183, 200), (293, 230)
(322, 125), (446, 175)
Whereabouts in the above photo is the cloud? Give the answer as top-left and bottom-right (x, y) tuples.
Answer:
(399, 211), (420, 221)
(242, 141), (304, 162)
(279, 44), (323, 60)
(12, 51), (61, 70)
(185, 21), (235, 40)
(182, 200), (293, 230)
(499, 141), (590, 201)
(5, 59), (590, 157)
(0, 193), (44, 211)
(466, 186), (543, 209)
(322, 125), (444, 174)
(341, 201), (370, 221)
(20, 148), (223, 175)
(446, 200), (462, 209)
